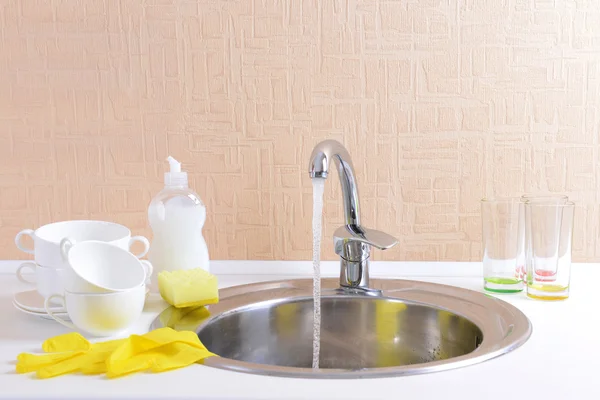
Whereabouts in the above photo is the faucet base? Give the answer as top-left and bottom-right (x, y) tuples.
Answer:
(339, 257), (371, 290)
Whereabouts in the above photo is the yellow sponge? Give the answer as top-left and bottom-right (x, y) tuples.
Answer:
(158, 269), (219, 308)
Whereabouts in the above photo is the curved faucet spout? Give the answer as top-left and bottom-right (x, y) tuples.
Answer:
(308, 140), (361, 227)
(309, 139), (399, 290)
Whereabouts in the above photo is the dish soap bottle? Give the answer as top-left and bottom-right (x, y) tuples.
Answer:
(147, 156), (209, 293)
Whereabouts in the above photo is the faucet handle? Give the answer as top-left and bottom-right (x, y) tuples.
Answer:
(333, 225), (398, 261)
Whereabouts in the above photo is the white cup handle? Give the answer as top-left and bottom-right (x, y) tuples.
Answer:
(129, 236), (150, 259)
(15, 229), (35, 254)
(59, 238), (75, 261)
(44, 294), (77, 330)
(16, 262), (36, 285)
(140, 260), (153, 283)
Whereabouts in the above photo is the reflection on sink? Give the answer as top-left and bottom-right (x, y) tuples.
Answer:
(151, 278), (532, 379)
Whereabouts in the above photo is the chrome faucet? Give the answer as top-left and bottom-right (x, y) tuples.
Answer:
(308, 140), (399, 291)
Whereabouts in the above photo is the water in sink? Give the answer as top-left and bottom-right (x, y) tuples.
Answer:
(312, 177), (325, 368)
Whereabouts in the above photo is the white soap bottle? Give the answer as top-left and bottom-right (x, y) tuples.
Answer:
(147, 156), (210, 293)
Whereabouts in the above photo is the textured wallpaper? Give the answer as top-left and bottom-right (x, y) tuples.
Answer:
(1, 0), (599, 261)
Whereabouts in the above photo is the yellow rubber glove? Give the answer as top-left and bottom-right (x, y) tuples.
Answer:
(150, 342), (214, 372)
(106, 328), (215, 378)
(17, 334), (128, 379)
(17, 333), (91, 375)
(42, 332), (91, 352)
(17, 328), (216, 379)
(36, 338), (128, 378)
(107, 340), (214, 378)
(81, 361), (109, 375)
(16, 351), (84, 374)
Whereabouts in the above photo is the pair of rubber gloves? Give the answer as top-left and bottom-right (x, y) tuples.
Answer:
(16, 326), (215, 379)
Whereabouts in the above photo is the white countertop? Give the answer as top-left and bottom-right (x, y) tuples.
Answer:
(0, 260), (598, 400)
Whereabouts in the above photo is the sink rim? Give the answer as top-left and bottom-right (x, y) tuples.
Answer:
(150, 278), (532, 379)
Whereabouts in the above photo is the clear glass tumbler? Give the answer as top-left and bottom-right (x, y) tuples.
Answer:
(481, 197), (525, 293)
(518, 194), (568, 281)
(524, 201), (574, 301)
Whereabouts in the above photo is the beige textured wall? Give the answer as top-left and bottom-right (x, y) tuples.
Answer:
(1, 0), (599, 261)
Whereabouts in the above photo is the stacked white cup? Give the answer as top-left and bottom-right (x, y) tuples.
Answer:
(15, 220), (152, 336)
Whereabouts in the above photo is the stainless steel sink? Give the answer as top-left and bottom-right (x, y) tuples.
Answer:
(151, 278), (532, 379)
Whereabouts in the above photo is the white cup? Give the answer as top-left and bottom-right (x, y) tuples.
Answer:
(60, 240), (153, 293)
(44, 286), (146, 337)
(15, 220), (150, 268)
(16, 262), (65, 301)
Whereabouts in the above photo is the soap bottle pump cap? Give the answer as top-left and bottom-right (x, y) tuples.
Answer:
(164, 156), (188, 187)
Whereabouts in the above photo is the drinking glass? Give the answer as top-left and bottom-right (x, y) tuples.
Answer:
(518, 194), (568, 281)
(480, 198), (525, 293)
(524, 201), (574, 301)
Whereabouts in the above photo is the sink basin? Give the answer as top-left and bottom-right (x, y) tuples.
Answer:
(151, 278), (532, 379)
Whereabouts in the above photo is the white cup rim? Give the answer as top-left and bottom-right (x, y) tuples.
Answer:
(33, 220), (132, 244)
(63, 284), (145, 297)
